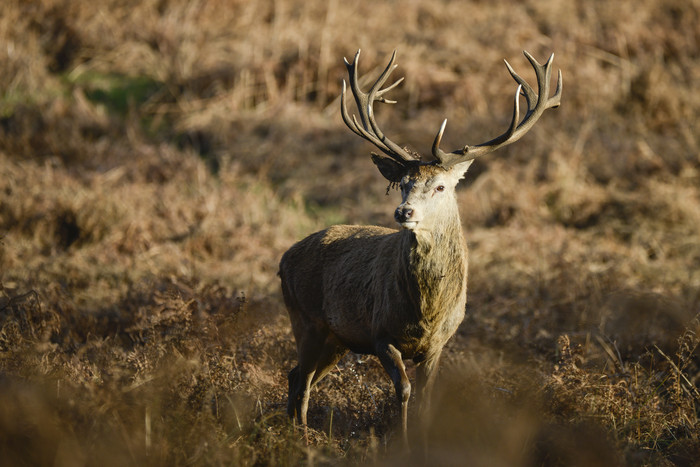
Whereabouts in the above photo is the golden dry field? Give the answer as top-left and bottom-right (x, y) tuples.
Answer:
(1, 0), (699, 465)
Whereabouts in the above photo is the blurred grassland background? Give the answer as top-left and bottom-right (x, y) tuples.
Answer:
(0, 0), (699, 465)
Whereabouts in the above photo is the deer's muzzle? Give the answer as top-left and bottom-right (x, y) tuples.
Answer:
(395, 205), (417, 229)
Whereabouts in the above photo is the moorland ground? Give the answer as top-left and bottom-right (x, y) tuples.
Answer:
(1, 0), (699, 465)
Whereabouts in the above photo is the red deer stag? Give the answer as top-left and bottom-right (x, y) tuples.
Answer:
(279, 49), (562, 441)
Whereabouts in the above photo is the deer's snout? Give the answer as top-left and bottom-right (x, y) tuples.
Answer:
(395, 204), (417, 228)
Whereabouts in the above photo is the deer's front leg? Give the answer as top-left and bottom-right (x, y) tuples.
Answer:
(375, 340), (411, 445)
(415, 352), (441, 423)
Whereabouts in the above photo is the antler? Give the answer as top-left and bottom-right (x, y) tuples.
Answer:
(341, 50), (419, 167)
(432, 51), (562, 168)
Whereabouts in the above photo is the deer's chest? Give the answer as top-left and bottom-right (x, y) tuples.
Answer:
(398, 247), (467, 354)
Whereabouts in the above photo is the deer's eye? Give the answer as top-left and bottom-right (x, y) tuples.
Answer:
(435, 185), (445, 193)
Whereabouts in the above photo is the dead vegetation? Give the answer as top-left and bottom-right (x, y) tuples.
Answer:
(1, 0), (699, 465)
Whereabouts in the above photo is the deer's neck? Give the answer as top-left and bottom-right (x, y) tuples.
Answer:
(401, 210), (468, 320)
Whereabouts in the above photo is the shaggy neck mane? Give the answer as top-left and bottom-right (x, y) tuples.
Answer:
(399, 212), (467, 323)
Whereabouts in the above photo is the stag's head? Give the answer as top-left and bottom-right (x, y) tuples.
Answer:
(388, 163), (471, 230)
(341, 49), (562, 231)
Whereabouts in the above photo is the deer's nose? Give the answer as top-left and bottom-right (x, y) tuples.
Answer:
(395, 206), (414, 223)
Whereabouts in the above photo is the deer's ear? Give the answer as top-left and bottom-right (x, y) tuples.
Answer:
(371, 153), (406, 183)
(451, 159), (474, 181)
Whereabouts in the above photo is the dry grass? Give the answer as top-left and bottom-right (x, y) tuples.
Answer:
(1, 0), (699, 465)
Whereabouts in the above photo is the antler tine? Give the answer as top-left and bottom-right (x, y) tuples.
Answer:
(433, 51), (562, 167)
(431, 119), (448, 160)
(341, 77), (392, 149)
(550, 67), (563, 108)
(505, 58), (536, 111)
(340, 50), (417, 164)
(341, 81), (400, 153)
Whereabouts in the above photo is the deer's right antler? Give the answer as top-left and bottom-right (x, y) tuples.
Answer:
(341, 50), (420, 168)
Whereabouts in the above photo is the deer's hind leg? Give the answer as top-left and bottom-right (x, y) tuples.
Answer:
(287, 365), (302, 420)
(310, 333), (347, 387)
(288, 328), (323, 425)
(288, 329), (347, 425)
